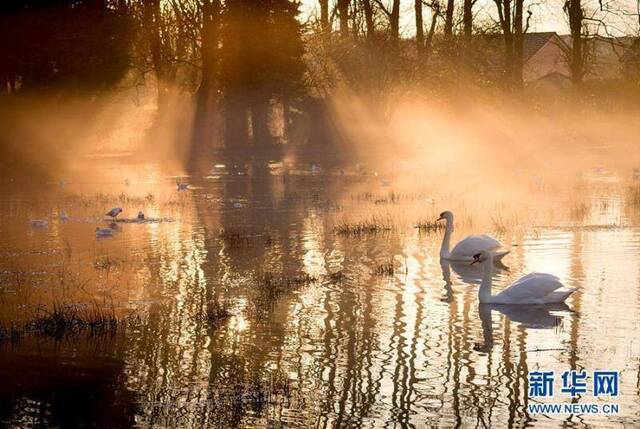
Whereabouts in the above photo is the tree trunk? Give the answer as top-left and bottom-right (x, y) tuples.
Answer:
(444, 0), (455, 40)
(282, 96), (292, 142)
(250, 95), (271, 145)
(512, 0), (524, 87)
(224, 93), (248, 148)
(199, 0), (220, 99)
(463, 0), (473, 43)
(338, 0), (349, 39)
(495, 0), (513, 83)
(363, 0), (375, 41)
(143, 0), (165, 107)
(424, 4), (440, 60)
(390, 0), (400, 45)
(415, 0), (424, 54)
(193, 0), (221, 147)
(566, 0), (583, 85)
(319, 0), (330, 35)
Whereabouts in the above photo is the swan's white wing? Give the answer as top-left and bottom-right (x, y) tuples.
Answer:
(496, 273), (564, 301)
(516, 272), (560, 282)
(451, 234), (501, 257)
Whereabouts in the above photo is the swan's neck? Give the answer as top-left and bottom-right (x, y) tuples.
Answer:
(440, 220), (453, 258)
(478, 304), (493, 350)
(479, 257), (494, 304)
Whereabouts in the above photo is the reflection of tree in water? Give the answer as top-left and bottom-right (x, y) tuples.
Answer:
(0, 336), (136, 428)
(117, 173), (343, 426)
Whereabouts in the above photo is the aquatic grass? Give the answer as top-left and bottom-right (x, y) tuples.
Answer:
(414, 219), (445, 233)
(490, 213), (508, 234)
(570, 202), (590, 220)
(351, 191), (424, 204)
(219, 228), (254, 247)
(94, 256), (120, 270)
(0, 322), (23, 343)
(0, 302), (122, 342)
(627, 185), (640, 206)
(374, 259), (395, 277)
(205, 300), (230, 328)
(334, 217), (394, 237)
(372, 191), (402, 205)
(256, 272), (317, 296)
(207, 370), (291, 422)
(325, 270), (345, 283)
(218, 228), (274, 248)
(70, 192), (157, 208)
(30, 303), (119, 339)
(247, 272), (317, 320)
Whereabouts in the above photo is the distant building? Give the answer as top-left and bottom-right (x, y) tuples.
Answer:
(620, 38), (640, 81)
(521, 32), (571, 88)
(560, 35), (636, 81)
(479, 32), (639, 87)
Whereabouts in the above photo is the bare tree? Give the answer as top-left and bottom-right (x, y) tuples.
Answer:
(199, 0), (221, 100)
(463, 0), (474, 42)
(416, 0), (425, 53)
(373, 0), (400, 44)
(494, 0), (513, 80)
(512, 0), (525, 87)
(424, 1), (442, 58)
(564, 0), (584, 84)
(319, 0), (330, 35)
(141, 0), (169, 106)
(338, 0), (350, 38)
(362, 0), (376, 40)
(444, 0), (455, 40)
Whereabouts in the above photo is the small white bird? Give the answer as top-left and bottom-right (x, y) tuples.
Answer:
(233, 202), (245, 209)
(105, 207), (123, 219)
(30, 219), (48, 228)
(311, 165), (322, 175)
(59, 212), (69, 222)
(137, 211), (145, 220)
(95, 227), (114, 238)
(177, 183), (189, 191)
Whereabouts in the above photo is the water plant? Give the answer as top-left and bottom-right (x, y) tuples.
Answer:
(334, 218), (394, 237)
(414, 220), (445, 233)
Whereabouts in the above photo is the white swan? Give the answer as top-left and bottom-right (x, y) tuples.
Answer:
(472, 250), (576, 304)
(437, 211), (509, 262)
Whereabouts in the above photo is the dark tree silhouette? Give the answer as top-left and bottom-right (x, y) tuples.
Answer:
(0, 0), (131, 94)
(221, 0), (305, 150)
(565, 0), (584, 85)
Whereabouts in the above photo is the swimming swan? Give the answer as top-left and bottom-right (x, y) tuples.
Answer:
(472, 250), (576, 304)
(437, 211), (509, 262)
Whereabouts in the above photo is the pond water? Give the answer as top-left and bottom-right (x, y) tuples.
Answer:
(0, 157), (639, 428)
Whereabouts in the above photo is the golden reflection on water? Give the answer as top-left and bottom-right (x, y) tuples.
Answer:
(0, 162), (640, 428)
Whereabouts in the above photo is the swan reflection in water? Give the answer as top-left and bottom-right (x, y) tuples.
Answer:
(475, 302), (573, 353)
(439, 258), (509, 302)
